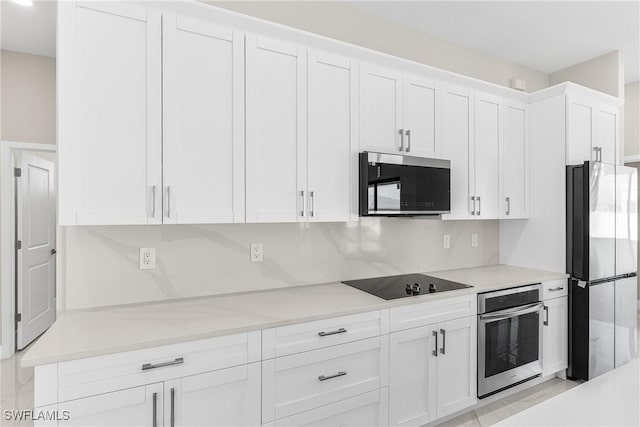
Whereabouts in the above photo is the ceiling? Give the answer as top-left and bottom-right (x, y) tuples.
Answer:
(1, 1), (638, 83)
(347, 1), (640, 84)
(1, 0), (56, 57)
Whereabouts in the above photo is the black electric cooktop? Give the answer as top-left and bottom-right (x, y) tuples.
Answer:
(342, 273), (472, 300)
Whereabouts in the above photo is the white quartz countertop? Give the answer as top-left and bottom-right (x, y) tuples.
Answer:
(22, 264), (568, 367)
(495, 359), (640, 427)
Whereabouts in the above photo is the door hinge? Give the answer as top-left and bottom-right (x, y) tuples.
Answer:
(15, 313), (21, 322)
(15, 240), (22, 250)
(14, 167), (21, 177)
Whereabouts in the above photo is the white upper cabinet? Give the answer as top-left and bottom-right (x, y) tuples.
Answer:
(442, 85), (474, 220)
(306, 52), (357, 222)
(473, 92), (502, 220)
(359, 63), (404, 155)
(58, 2), (162, 225)
(245, 35), (306, 223)
(501, 101), (529, 218)
(596, 104), (618, 164)
(402, 75), (441, 158)
(359, 64), (440, 158)
(566, 94), (620, 165)
(162, 15), (245, 224)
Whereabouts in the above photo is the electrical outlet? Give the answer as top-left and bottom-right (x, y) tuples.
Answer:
(139, 247), (156, 270)
(250, 243), (263, 263)
(443, 234), (451, 249)
(471, 234), (479, 248)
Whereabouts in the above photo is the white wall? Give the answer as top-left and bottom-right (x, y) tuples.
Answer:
(0, 50), (55, 144)
(550, 50), (625, 98)
(625, 81), (640, 160)
(211, 1), (550, 91)
(62, 219), (499, 309)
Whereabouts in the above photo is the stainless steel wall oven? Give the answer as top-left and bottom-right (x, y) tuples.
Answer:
(477, 284), (544, 398)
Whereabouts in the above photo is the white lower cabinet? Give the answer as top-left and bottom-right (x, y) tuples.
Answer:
(58, 383), (163, 426)
(262, 336), (389, 423)
(266, 388), (389, 427)
(389, 316), (477, 426)
(542, 296), (568, 376)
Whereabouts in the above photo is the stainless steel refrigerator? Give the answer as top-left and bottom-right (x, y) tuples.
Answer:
(567, 161), (638, 380)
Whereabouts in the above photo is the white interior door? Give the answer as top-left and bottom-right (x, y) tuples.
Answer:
(307, 51), (355, 223)
(162, 15), (245, 225)
(16, 153), (56, 350)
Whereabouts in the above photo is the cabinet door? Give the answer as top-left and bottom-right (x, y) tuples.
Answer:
(162, 15), (244, 224)
(436, 316), (477, 419)
(58, 2), (162, 225)
(501, 101), (529, 218)
(359, 63), (403, 154)
(403, 75), (440, 158)
(442, 85), (474, 220)
(474, 92), (501, 219)
(58, 383), (163, 426)
(165, 363), (261, 427)
(542, 296), (568, 376)
(389, 326), (437, 427)
(245, 35), (306, 223)
(307, 51), (356, 222)
(596, 104), (619, 164)
(566, 95), (596, 164)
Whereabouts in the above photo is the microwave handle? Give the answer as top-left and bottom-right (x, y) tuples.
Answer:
(479, 302), (543, 321)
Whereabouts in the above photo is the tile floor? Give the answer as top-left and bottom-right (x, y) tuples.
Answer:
(0, 313), (638, 427)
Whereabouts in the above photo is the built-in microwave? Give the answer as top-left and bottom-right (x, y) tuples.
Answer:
(359, 152), (451, 216)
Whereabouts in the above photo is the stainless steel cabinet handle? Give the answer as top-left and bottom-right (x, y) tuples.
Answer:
(309, 191), (315, 218)
(405, 129), (411, 152)
(398, 129), (404, 151)
(299, 190), (305, 217)
(166, 186), (171, 218)
(477, 196), (481, 216)
(142, 357), (184, 371)
(440, 328), (446, 355)
(151, 185), (157, 218)
(318, 327), (346, 337)
(471, 196), (476, 216)
(548, 286), (564, 292)
(544, 306), (549, 326)
(505, 197), (510, 216)
(432, 330), (438, 357)
(318, 371), (347, 381)
(152, 392), (157, 427)
(170, 387), (175, 427)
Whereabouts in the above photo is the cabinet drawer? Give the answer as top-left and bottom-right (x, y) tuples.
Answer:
(57, 331), (260, 403)
(266, 388), (389, 427)
(262, 336), (389, 422)
(542, 279), (568, 300)
(262, 310), (388, 359)
(390, 295), (475, 332)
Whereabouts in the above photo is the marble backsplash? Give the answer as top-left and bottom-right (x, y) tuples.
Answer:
(61, 218), (499, 310)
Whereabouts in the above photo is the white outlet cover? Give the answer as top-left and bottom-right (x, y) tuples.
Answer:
(139, 247), (156, 270)
(471, 234), (479, 248)
(443, 234), (451, 249)
(250, 243), (263, 263)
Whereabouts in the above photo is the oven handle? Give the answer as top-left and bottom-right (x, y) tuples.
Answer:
(479, 302), (544, 321)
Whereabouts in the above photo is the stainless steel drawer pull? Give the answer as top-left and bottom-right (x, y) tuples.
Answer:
(505, 197), (510, 216)
(318, 371), (347, 381)
(432, 330), (438, 357)
(405, 129), (411, 152)
(477, 196), (481, 216)
(318, 327), (347, 337)
(166, 186), (172, 218)
(142, 357), (184, 371)
(398, 129), (405, 151)
(440, 328), (446, 355)
(548, 286), (564, 292)
(300, 190), (305, 217)
(170, 387), (175, 427)
(471, 196), (476, 216)
(151, 185), (157, 218)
